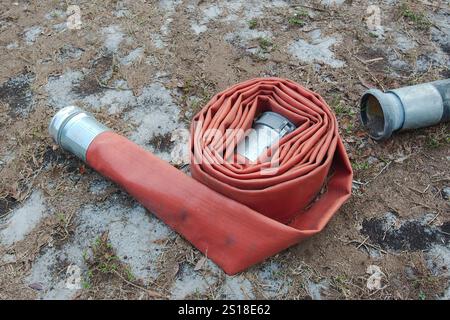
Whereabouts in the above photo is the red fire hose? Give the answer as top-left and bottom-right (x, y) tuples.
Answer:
(65, 78), (352, 275)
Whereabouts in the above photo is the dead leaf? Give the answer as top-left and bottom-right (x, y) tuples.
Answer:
(29, 282), (43, 291)
(170, 263), (180, 279)
(394, 154), (411, 163)
(194, 256), (207, 271)
(358, 76), (373, 89)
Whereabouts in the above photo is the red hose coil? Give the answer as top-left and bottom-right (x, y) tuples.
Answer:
(86, 77), (353, 274)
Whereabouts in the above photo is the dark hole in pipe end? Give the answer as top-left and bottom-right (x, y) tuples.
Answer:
(360, 93), (387, 140)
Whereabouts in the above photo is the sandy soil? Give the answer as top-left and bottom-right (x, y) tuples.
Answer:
(0, 0), (449, 300)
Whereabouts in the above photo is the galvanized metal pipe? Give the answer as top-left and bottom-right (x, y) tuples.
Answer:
(360, 79), (450, 140)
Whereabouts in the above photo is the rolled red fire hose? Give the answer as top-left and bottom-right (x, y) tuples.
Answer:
(56, 77), (353, 275)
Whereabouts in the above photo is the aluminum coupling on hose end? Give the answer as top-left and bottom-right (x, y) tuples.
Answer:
(49, 106), (110, 162)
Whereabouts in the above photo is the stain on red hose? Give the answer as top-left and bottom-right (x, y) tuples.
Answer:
(86, 77), (353, 275)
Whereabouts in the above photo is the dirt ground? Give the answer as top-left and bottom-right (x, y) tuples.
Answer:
(0, 0), (449, 300)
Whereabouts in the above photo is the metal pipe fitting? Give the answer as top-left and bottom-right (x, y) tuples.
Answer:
(360, 79), (450, 140)
(49, 106), (110, 161)
(236, 111), (296, 162)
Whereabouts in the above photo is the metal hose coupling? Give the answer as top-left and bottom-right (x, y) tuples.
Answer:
(360, 79), (450, 140)
(236, 111), (296, 162)
(49, 106), (110, 161)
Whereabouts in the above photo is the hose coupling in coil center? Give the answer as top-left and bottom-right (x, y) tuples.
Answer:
(236, 111), (296, 162)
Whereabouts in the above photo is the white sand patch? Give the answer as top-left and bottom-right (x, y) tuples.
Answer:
(306, 279), (330, 300)
(24, 26), (42, 45)
(426, 245), (450, 277)
(89, 179), (114, 195)
(114, 1), (131, 18)
(102, 25), (125, 54)
(150, 0), (182, 49)
(6, 42), (19, 50)
(320, 0), (345, 5)
(45, 71), (83, 109)
(83, 86), (136, 114)
(191, 4), (222, 35)
(0, 191), (47, 246)
(126, 83), (183, 160)
(170, 265), (216, 299)
(27, 195), (172, 299)
(258, 261), (291, 298)
(52, 22), (68, 32)
(107, 205), (172, 280)
(219, 275), (255, 299)
(119, 47), (144, 66)
(190, 1), (286, 45)
(225, 29), (272, 50)
(394, 32), (417, 52)
(288, 30), (345, 68)
(0, 150), (16, 167)
(26, 248), (76, 300)
(45, 9), (66, 20)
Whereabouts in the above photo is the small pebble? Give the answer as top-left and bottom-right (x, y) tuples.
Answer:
(367, 156), (379, 165)
(442, 187), (450, 200)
